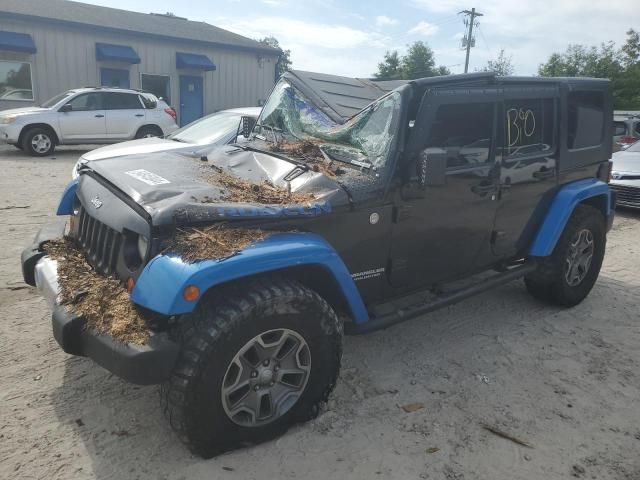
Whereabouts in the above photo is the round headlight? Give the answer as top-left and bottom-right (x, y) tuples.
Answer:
(137, 235), (149, 260)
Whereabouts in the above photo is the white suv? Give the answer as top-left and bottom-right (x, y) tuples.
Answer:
(0, 87), (178, 156)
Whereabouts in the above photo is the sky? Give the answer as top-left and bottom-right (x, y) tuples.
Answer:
(83, 0), (639, 77)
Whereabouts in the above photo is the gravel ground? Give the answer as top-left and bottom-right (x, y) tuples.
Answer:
(1, 145), (639, 480)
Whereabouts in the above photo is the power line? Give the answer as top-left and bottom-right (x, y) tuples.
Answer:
(459, 7), (483, 73)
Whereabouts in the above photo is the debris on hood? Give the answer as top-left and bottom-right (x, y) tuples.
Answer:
(203, 166), (316, 205)
(165, 224), (269, 263)
(43, 239), (149, 345)
(269, 140), (345, 177)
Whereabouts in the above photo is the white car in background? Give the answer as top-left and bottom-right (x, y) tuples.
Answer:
(72, 107), (261, 178)
(0, 87), (178, 156)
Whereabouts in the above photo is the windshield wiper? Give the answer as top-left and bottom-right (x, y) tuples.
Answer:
(317, 145), (373, 170)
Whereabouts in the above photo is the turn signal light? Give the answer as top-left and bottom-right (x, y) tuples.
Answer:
(183, 285), (200, 302)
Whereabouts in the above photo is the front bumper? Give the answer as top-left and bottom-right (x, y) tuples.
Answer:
(21, 223), (180, 385)
(610, 182), (640, 209)
(0, 122), (22, 144)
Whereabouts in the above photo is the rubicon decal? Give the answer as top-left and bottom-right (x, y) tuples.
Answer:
(351, 267), (385, 281)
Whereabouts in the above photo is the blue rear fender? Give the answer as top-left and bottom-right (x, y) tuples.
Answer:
(528, 178), (614, 257)
(130, 232), (370, 324)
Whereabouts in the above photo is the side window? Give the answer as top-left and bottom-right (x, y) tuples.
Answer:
(104, 92), (142, 110)
(139, 93), (157, 109)
(66, 93), (103, 111)
(567, 91), (604, 149)
(426, 103), (494, 168)
(613, 122), (627, 136)
(504, 98), (555, 158)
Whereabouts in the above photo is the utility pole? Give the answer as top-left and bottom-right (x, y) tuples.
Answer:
(459, 8), (483, 73)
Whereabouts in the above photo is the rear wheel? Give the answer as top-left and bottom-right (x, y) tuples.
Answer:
(525, 204), (606, 306)
(161, 278), (342, 458)
(22, 127), (55, 156)
(135, 125), (162, 139)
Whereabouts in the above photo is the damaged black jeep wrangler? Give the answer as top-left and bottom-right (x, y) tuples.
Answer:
(22, 70), (616, 457)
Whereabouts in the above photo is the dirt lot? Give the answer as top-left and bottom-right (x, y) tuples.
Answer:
(1, 145), (639, 480)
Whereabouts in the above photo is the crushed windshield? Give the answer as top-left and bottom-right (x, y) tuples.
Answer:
(254, 80), (401, 170)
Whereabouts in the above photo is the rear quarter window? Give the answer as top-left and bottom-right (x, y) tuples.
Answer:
(140, 93), (158, 109)
(567, 91), (604, 149)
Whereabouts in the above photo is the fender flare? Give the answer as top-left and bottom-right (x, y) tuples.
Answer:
(528, 178), (614, 257)
(130, 232), (370, 324)
(56, 178), (79, 215)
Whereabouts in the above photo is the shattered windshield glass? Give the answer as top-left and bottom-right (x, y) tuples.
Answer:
(253, 79), (401, 170)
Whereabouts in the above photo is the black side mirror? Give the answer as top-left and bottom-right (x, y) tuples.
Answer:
(241, 116), (256, 138)
(59, 103), (72, 113)
(416, 152), (447, 188)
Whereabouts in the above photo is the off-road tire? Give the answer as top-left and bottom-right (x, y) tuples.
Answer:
(22, 127), (55, 156)
(525, 204), (606, 306)
(161, 277), (343, 458)
(135, 125), (162, 139)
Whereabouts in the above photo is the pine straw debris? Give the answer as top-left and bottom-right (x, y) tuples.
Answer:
(165, 224), (268, 263)
(44, 238), (149, 345)
(269, 140), (345, 177)
(205, 167), (316, 205)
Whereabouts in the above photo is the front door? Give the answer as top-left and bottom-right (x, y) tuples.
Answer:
(58, 92), (107, 141)
(179, 75), (203, 127)
(388, 88), (500, 290)
(100, 68), (130, 88)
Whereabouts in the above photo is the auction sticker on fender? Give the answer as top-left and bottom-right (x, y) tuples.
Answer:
(125, 169), (171, 186)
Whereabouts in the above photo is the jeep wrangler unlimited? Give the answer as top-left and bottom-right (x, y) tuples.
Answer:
(21, 71), (616, 457)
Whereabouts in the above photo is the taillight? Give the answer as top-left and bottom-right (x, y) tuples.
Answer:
(618, 135), (638, 145)
(164, 107), (177, 122)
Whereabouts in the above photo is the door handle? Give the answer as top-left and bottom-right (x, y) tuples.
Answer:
(94, 114), (104, 118)
(135, 114), (144, 117)
(533, 168), (555, 180)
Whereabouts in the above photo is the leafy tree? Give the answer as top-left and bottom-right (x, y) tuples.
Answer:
(483, 49), (515, 76)
(374, 50), (402, 80)
(401, 41), (437, 79)
(621, 28), (640, 66)
(259, 36), (291, 78)
(373, 41), (448, 80)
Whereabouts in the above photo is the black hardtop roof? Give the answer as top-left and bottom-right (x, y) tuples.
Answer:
(283, 70), (610, 124)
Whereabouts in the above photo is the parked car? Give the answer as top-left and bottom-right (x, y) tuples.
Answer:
(71, 107), (261, 178)
(0, 87), (178, 156)
(610, 140), (640, 208)
(22, 71), (615, 458)
(613, 111), (640, 151)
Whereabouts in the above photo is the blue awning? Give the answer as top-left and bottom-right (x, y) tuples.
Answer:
(96, 43), (140, 64)
(176, 52), (216, 71)
(0, 31), (36, 54)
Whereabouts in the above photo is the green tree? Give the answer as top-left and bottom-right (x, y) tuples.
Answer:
(374, 41), (448, 80)
(401, 41), (437, 79)
(374, 50), (402, 80)
(483, 49), (515, 76)
(259, 36), (292, 78)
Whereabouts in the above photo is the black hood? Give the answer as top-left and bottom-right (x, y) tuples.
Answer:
(85, 145), (352, 226)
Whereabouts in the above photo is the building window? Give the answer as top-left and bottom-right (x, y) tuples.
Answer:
(141, 74), (171, 104)
(0, 60), (33, 101)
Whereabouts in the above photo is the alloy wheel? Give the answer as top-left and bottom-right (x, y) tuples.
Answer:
(221, 328), (311, 427)
(31, 133), (51, 154)
(564, 228), (595, 286)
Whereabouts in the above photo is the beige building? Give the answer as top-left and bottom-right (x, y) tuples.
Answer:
(0, 0), (280, 125)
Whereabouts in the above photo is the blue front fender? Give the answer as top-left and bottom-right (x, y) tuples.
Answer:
(56, 178), (78, 215)
(529, 178), (614, 257)
(130, 232), (369, 324)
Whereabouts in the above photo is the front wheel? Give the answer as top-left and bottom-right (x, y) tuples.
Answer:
(161, 278), (343, 458)
(525, 204), (606, 306)
(22, 127), (56, 156)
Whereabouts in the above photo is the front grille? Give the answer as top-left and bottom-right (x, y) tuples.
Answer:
(610, 184), (640, 207)
(76, 206), (122, 274)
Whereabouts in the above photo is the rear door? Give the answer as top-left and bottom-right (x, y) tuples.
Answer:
(388, 88), (501, 289)
(104, 92), (146, 140)
(491, 86), (559, 257)
(57, 92), (107, 141)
